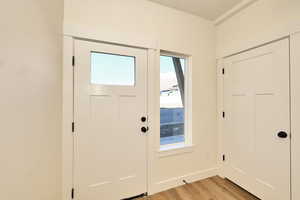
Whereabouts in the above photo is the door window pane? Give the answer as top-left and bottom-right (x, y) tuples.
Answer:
(91, 52), (135, 85)
(160, 56), (185, 145)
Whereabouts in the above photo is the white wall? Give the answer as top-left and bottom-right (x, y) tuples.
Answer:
(216, 0), (300, 57)
(0, 1), (63, 200)
(216, 0), (300, 199)
(64, 0), (217, 195)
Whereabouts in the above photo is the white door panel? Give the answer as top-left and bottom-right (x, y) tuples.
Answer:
(224, 39), (290, 200)
(74, 40), (148, 200)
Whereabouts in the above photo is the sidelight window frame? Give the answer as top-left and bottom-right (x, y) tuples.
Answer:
(159, 51), (193, 152)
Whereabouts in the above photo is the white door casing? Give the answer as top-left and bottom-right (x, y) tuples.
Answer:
(291, 32), (300, 200)
(74, 40), (148, 200)
(223, 39), (290, 200)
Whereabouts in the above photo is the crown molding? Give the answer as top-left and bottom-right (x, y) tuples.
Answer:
(214, 0), (258, 25)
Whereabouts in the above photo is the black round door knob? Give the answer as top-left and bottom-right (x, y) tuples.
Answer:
(141, 127), (148, 133)
(141, 116), (147, 122)
(277, 131), (288, 138)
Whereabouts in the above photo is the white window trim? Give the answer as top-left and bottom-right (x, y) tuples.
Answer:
(157, 143), (195, 158)
(158, 52), (193, 154)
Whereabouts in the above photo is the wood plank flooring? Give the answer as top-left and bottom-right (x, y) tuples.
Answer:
(140, 176), (260, 200)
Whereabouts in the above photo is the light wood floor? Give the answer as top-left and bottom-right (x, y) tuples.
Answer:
(140, 176), (260, 200)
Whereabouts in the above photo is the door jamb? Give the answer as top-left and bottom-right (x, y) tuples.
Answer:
(62, 36), (75, 200)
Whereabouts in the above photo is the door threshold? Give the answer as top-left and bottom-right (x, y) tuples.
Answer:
(121, 192), (148, 200)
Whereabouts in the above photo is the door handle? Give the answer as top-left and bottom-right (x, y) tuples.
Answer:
(277, 131), (288, 138)
(141, 127), (149, 133)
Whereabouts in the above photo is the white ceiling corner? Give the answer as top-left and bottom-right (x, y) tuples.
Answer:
(147, 0), (244, 21)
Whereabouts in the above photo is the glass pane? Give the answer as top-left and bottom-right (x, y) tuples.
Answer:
(91, 52), (135, 85)
(160, 56), (185, 145)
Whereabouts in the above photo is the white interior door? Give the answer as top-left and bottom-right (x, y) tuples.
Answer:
(223, 39), (290, 200)
(74, 40), (148, 200)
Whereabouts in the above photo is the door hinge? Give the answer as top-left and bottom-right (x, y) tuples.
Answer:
(71, 188), (74, 199)
(72, 56), (75, 67)
(222, 111), (225, 118)
(72, 122), (75, 133)
(222, 68), (225, 75)
(222, 154), (226, 162)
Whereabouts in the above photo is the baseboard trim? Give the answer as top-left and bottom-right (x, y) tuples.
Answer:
(151, 167), (219, 194)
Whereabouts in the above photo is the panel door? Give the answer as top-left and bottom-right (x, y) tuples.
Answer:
(223, 39), (290, 200)
(74, 40), (148, 200)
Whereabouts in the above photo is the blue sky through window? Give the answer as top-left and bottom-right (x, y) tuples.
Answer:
(160, 56), (185, 92)
(91, 52), (135, 85)
(160, 56), (185, 74)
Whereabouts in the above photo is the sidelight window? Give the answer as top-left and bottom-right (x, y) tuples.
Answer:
(160, 54), (189, 147)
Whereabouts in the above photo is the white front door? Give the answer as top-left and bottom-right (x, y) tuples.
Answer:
(74, 40), (148, 200)
(223, 39), (290, 200)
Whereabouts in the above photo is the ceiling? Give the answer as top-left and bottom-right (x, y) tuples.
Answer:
(147, 0), (243, 20)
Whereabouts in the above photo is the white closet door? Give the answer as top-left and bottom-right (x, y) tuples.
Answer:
(291, 33), (300, 200)
(224, 39), (290, 200)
